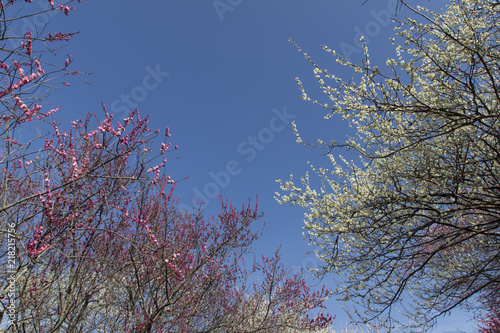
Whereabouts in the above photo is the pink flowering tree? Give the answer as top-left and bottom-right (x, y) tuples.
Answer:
(411, 189), (500, 330)
(477, 288), (500, 333)
(0, 1), (84, 326)
(0, 1), (334, 332)
(1, 106), (332, 332)
(0, 0), (84, 123)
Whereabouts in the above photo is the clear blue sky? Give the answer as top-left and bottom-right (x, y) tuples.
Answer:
(30, 0), (477, 331)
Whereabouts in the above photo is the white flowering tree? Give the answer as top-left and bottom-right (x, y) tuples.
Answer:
(276, 0), (500, 330)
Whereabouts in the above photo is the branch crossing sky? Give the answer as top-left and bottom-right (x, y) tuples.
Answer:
(25, 0), (476, 331)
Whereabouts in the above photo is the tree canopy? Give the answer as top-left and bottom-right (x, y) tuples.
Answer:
(0, 2), (333, 332)
(276, 0), (500, 329)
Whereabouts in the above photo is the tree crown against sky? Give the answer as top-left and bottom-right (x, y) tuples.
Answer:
(0, 1), (334, 332)
(276, 0), (500, 330)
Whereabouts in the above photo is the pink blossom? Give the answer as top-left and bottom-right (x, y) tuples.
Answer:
(22, 31), (32, 56)
(47, 32), (75, 41)
(59, 4), (71, 16)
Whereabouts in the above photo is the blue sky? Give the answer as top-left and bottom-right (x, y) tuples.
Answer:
(23, 0), (478, 331)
